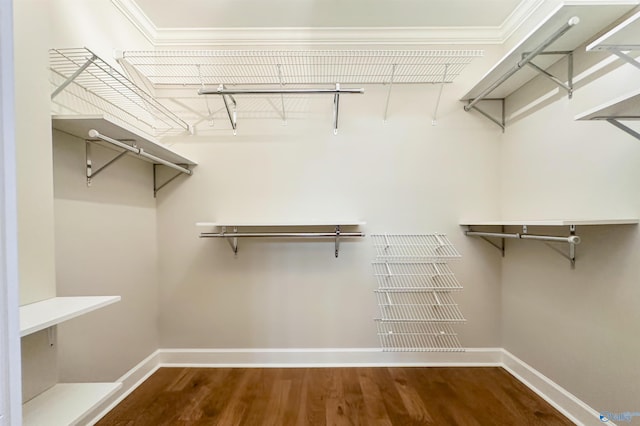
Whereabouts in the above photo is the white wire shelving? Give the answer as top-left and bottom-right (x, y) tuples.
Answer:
(116, 49), (483, 133)
(50, 47), (191, 139)
(375, 322), (463, 353)
(370, 233), (465, 352)
(118, 50), (483, 86)
(371, 233), (461, 260)
(372, 262), (462, 291)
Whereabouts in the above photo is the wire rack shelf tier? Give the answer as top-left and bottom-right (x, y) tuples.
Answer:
(371, 233), (461, 260)
(118, 50), (484, 86)
(375, 291), (466, 322)
(372, 262), (462, 291)
(49, 47), (190, 139)
(375, 322), (463, 352)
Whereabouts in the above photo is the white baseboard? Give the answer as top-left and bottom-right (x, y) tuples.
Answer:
(500, 350), (603, 426)
(84, 347), (602, 426)
(157, 347), (503, 367)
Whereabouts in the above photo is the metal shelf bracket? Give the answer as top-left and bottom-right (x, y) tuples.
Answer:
(464, 224), (581, 268)
(465, 99), (505, 131)
(153, 164), (191, 198)
(522, 51), (574, 98)
(605, 118), (640, 141)
(86, 140), (131, 187)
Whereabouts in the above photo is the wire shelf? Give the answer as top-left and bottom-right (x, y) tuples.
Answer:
(372, 262), (462, 291)
(375, 291), (465, 322)
(375, 322), (463, 352)
(119, 50), (483, 86)
(49, 48), (190, 138)
(371, 234), (460, 260)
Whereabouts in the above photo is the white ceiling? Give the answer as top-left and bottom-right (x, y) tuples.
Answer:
(132, 0), (525, 29)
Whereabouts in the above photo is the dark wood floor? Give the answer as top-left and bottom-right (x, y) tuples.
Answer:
(97, 367), (573, 425)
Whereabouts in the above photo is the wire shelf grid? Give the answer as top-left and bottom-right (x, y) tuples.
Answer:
(372, 262), (462, 291)
(371, 234), (461, 260)
(119, 50), (483, 86)
(49, 48), (190, 138)
(375, 291), (465, 322)
(375, 322), (463, 352)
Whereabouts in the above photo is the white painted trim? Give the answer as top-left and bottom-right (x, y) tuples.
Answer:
(111, 0), (542, 46)
(83, 347), (605, 425)
(84, 350), (161, 426)
(0, 0), (22, 423)
(157, 347), (504, 367)
(501, 350), (604, 426)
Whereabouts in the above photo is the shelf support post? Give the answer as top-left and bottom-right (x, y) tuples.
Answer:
(432, 64), (449, 125)
(608, 48), (640, 71)
(219, 85), (238, 135)
(606, 118), (640, 141)
(333, 84), (341, 135)
(51, 53), (97, 99)
(383, 64), (396, 123)
(335, 225), (341, 258)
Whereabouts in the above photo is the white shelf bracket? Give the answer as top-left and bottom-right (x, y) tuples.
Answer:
(219, 85), (238, 136)
(606, 47), (640, 71)
(277, 64), (287, 125)
(383, 64), (396, 123)
(432, 64), (449, 126)
(47, 326), (56, 347)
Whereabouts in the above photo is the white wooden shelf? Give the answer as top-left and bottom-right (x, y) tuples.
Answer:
(53, 115), (196, 166)
(587, 10), (640, 70)
(20, 296), (121, 337)
(198, 221), (365, 257)
(462, 2), (636, 101)
(461, 1), (637, 130)
(460, 219), (639, 226)
(23, 382), (122, 426)
(461, 218), (639, 267)
(575, 88), (640, 140)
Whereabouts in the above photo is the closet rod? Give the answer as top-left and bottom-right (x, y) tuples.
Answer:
(198, 87), (364, 95)
(465, 231), (580, 244)
(464, 16), (579, 111)
(88, 130), (192, 175)
(201, 232), (364, 238)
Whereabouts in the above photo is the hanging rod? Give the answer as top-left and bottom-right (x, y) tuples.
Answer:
(88, 129), (192, 175)
(464, 225), (581, 267)
(200, 225), (364, 257)
(464, 16), (579, 113)
(198, 86), (364, 95)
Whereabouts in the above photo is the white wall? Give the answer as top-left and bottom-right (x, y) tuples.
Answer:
(499, 46), (640, 413)
(155, 82), (504, 351)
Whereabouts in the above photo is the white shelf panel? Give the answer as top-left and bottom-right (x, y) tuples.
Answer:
(376, 322), (463, 352)
(23, 382), (122, 426)
(461, 2), (638, 100)
(375, 291), (465, 322)
(52, 115), (197, 166)
(372, 262), (462, 291)
(587, 10), (640, 51)
(575, 88), (640, 120)
(20, 296), (121, 337)
(460, 219), (639, 226)
(197, 221), (365, 227)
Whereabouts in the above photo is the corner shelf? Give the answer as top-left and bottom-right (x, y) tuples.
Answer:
(52, 115), (197, 196)
(197, 221), (365, 258)
(461, 1), (638, 130)
(587, 10), (640, 70)
(460, 219), (639, 267)
(23, 382), (122, 426)
(20, 296), (121, 337)
(575, 88), (640, 141)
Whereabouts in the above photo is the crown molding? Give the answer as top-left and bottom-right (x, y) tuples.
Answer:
(111, 0), (548, 46)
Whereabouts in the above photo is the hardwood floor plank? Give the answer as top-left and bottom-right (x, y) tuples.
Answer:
(97, 367), (575, 426)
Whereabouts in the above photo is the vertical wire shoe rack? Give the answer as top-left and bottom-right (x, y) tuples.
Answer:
(371, 234), (465, 352)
